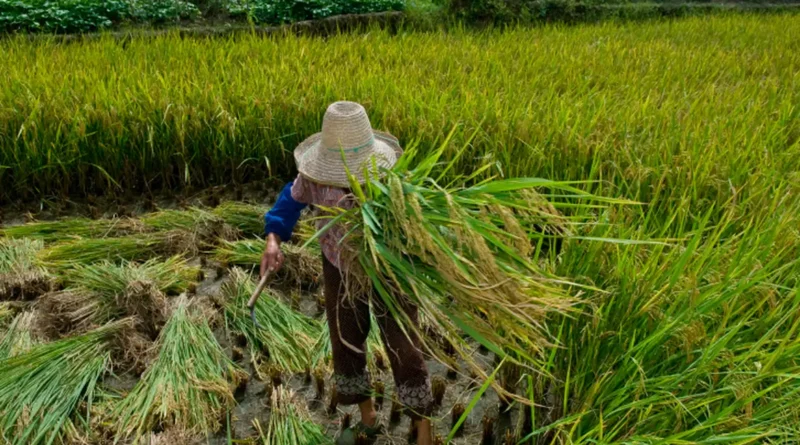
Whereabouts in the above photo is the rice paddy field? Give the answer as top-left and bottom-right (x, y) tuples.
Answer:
(1, 11), (800, 445)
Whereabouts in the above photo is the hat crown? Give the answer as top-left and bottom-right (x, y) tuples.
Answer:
(320, 101), (375, 154)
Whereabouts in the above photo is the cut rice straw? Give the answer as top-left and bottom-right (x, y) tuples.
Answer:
(254, 385), (332, 445)
(36, 230), (198, 270)
(0, 319), (126, 445)
(222, 268), (320, 376)
(114, 295), (246, 442)
(0, 217), (142, 243)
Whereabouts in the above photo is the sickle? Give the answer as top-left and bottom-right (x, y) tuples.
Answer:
(247, 271), (272, 330)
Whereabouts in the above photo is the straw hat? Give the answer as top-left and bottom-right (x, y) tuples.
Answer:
(294, 101), (402, 188)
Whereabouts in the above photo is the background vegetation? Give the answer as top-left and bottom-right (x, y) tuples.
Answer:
(1, 9), (799, 444)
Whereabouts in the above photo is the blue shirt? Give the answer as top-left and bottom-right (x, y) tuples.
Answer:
(263, 181), (307, 241)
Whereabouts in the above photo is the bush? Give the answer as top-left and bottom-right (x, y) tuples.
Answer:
(0, 0), (198, 33)
(228, 0), (405, 24)
(0, 0), (128, 33)
(446, 0), (800, 23)
(128, 0), (199, 23)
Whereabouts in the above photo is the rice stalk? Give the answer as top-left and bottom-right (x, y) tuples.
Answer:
(0, 218), (143, 243)
(63, 256), (200, 295)
(222, 268), (320, 376)
(0, 310), (43, 359)
(0, 319), (125, 445)
(0, 238), (52, 300)
(141, 208), (239, 243)
(215, 238), (322, 288)
(211, 202), (269, 237)
(36, 230), (198, 270)
(254, 385), (332, 445)
(114, 295), (246, 442)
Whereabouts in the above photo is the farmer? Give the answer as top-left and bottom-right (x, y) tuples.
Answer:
(261, 101), (434, 445)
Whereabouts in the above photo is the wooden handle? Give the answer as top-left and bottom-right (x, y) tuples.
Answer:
(247, 272), (271, 308)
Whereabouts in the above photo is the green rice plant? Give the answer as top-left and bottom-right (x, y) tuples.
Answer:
(0, 310), (41, 359)
(114, 295), (246, 442)
(36, 230), (197, 271)
(0, 218), (142, 243)
(215, 238), (322, 288)
(508, 193), (800, 442)
(254, 385), (332, 445)
(0, 319), (124, 445)
(222, 268), (320, 376)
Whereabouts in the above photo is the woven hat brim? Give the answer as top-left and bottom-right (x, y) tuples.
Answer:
(294, 131), (403, 188)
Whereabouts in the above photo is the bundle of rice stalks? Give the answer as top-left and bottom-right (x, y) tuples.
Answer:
(114, 296), (246, 442)
(215, 238), (322, 288)
(0, 238), (52, 300)
(0, 320), (124, 445)
(0, 310), (43, 359)
(39, 257), (197, 339)
(323, 139), (629, 377)
(63, 256), (200, 296)
(211, 202), (269, 237)
(222, 268), (320, 376)
(0, 217), (142, 243)
(0, 302), (14, 326)
(212, 202), (317, 242)
(254, 386), (332, 445)
(141, 208), (239, 243)
(36, 230), (197, 270)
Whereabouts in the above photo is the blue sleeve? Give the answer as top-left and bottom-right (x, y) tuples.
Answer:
(264, 181), (307, 241)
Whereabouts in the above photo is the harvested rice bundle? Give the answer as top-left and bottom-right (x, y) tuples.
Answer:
(36, 230), (197, 270)
(0, 238), (51, 300)
(215, 238), (321, 288)
(212, 202), (268, 237)
(39, 257), (197, 338)
(0, 302), (13, 326)
(0, 217), (142, 243)
(212, 202), (316, 241)
(222, 268), (320, 376)
(0, 320), (124, 445)
(324, 142), (624, 374)
(0, 310), (43, 359)
(254, 386), (332, 445)
(114, 296), (246, 442)
(141, 208), (239, 243)
(63, 256), (200, 296)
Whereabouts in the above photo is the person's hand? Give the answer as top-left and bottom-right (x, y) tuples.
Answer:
(260, 233), (284, 278)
